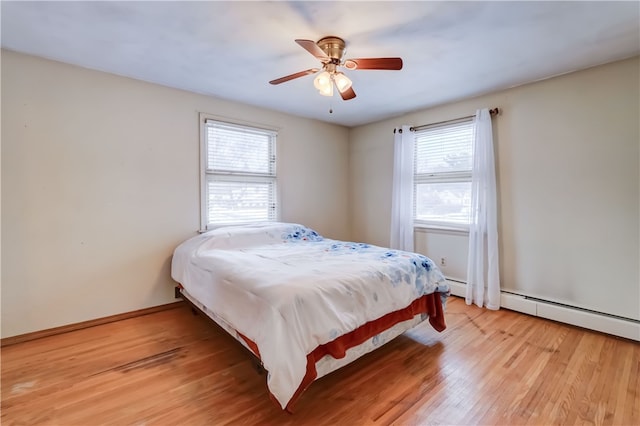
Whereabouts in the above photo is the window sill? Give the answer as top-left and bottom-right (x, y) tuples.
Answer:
(414, 224), (469, 236)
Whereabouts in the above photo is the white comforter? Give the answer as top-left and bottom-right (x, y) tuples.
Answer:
(171, 222), (448, 409)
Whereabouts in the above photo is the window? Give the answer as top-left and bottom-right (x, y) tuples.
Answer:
(414, 118), (474, 229)
(201, 117), (277, 230)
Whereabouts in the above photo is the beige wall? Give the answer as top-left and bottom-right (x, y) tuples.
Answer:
(350, 57), (639, 321)
(3, 49), (638, 337)
(1, 50), (350, 338)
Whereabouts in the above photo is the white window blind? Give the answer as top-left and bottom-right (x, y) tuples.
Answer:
(202, 119), (277, 229)
(414, 118), (474, 228)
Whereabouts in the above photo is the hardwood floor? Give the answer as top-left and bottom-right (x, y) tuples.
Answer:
(2, 296), (638, 425)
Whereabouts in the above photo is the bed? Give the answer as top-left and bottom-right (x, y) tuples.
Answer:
(171, 222), (450, 412)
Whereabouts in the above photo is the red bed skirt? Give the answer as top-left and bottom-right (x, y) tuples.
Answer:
(179, 284), (446, 412)
(271, 292), (446, 412)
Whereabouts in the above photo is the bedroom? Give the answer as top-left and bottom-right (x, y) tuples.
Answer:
(1, 1), (639, 424)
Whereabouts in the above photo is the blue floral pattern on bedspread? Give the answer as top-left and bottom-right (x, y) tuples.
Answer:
(327, 242), (371, 252)
(282, 225), (324, 242)
(281, 224), (449, 305)
(317, 241), (447, 299)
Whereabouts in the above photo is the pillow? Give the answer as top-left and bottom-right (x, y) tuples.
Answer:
(199, 222), (323, 250)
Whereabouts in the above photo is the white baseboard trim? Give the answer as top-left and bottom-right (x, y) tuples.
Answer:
(445, 280), (640, 341)
(447, 280), (466, 298)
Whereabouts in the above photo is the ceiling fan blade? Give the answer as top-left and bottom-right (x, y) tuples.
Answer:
(269, 68), (320, 85)
(344, 58), (403, 70)
(295, 39), (330, 61)
(338, 85), (356, 101)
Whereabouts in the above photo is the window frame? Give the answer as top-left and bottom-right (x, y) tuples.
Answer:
(413, 117), (474, 232)
(199, 113), (279, 231)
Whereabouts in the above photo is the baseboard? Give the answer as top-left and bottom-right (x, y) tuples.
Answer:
(1, 301), (184, 347)
(446, 280), (466, 298)
(446, 279), (640, 341)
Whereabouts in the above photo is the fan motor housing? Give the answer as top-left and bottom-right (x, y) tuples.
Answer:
(317, 36), (346, 60)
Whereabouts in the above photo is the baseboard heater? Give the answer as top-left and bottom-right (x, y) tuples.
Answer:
(446, 279), (639, 342)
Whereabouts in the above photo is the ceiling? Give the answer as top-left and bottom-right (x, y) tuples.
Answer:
(2, 1), (639, 127)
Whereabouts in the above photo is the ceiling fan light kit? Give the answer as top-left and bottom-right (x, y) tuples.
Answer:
(314, 71), (352, 97)
(270, 36), (403, 101)
(313, 71), (334, 96)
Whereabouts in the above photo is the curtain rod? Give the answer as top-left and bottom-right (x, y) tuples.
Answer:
(394, 108), (500, 133)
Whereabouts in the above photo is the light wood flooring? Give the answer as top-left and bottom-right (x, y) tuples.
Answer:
(2, 296), (638, 425)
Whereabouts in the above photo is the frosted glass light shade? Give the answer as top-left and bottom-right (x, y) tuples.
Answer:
(333, 72), (352, 92)
(314, 71), (333, 96)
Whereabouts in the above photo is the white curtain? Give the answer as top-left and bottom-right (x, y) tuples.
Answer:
(466, 109), (500, 309)
(390, 125), (414, 252)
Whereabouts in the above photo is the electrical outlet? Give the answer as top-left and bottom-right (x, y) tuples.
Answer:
(440, 257), (447, 267)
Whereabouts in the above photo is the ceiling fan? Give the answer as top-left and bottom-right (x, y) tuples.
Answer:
(269, 36), (403, 101)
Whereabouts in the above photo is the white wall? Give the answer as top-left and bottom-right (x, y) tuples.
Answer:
(350, 57), (639, 321)
(1, 50), (350, 338)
